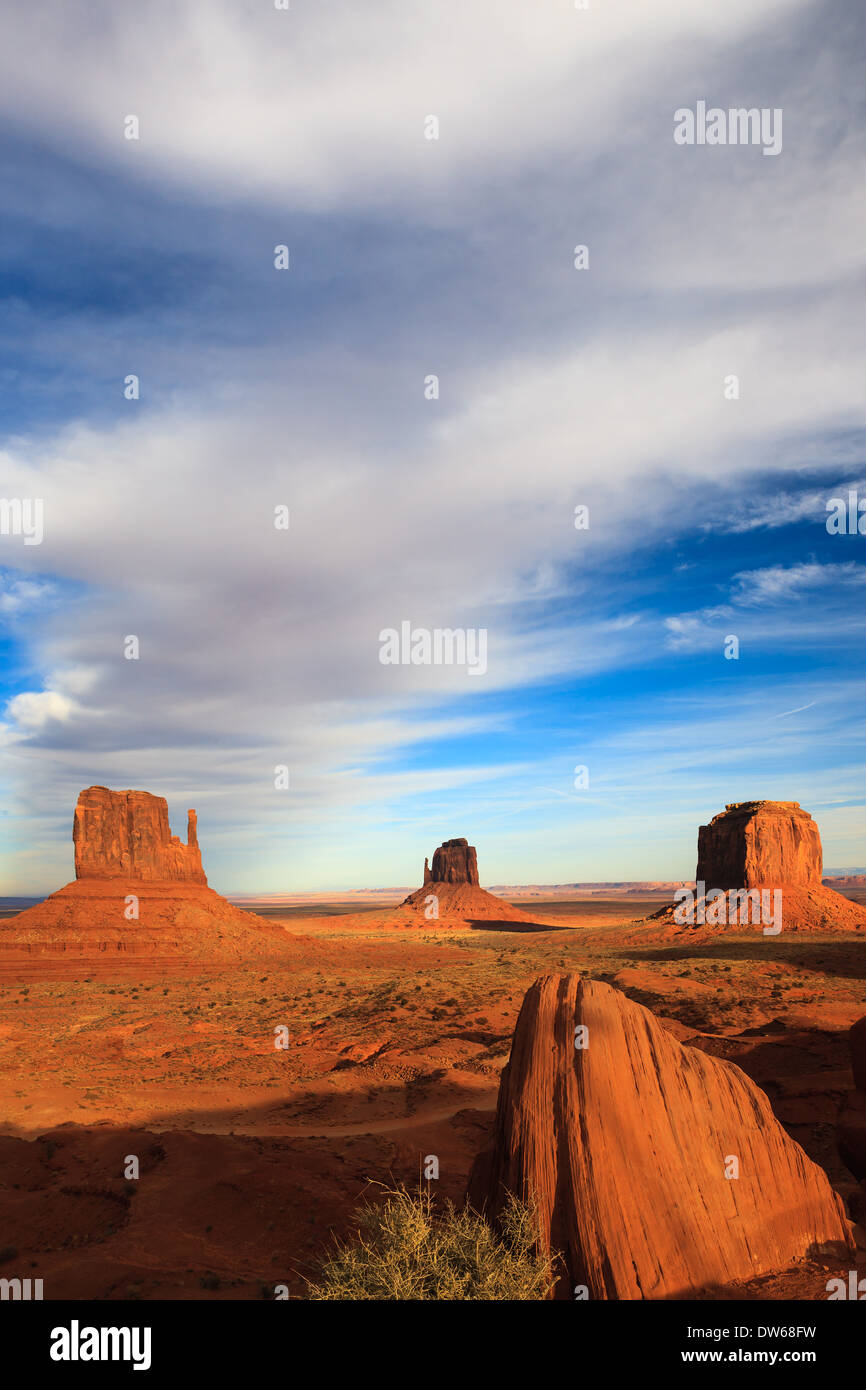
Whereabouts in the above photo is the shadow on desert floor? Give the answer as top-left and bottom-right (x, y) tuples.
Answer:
(466, 918), (573, 933)
(623, 938), (866, 982)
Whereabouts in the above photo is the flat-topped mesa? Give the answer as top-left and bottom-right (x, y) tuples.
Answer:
(696, 800), (822, 890)
(427, 838), (479, 885)
(73, 786), (207, 884)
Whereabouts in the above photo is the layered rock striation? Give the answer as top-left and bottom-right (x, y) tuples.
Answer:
(469, 975), (853, 1298)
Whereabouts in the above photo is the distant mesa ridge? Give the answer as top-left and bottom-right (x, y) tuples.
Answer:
(73, 785), (206, 884)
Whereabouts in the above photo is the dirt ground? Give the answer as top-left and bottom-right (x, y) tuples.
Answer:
(1, 894), (865, 1300)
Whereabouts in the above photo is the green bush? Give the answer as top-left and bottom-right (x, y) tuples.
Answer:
(305, 1184), (556, 1300)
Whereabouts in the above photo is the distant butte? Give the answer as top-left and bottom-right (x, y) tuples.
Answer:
(402, 838), (541, 925)
(1, 786), (287, 960)
(633, 798), (866, 938)
(424, 838), (480, 886)
(697, 800), (822, 889)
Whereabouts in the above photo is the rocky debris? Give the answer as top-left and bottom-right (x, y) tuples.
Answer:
(73, 786), (206, 884)
(0, 879), (287, 959)
(468, 975), (853, 1298)
(427, 838), (479, 885)
(697, 801), (822, 890)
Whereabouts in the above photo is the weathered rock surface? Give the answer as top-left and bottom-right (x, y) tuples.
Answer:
(73, 786), (206, 883)
(697, 801), (822, 890)
(0, 879), (288, 960)
(850, 1016), (866, 1093)
(427, 838), (479, 885)
(468, 975), (853, 1298)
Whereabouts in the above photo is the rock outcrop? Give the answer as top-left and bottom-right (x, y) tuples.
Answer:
(469, 975), (853, 1298)
(73, 786), (206, 884)
(427, 838), (479, 885)
(400, 837), (544, 925)
(697, 801), (822, 889)
(630, 799), (866, 939)
(2, 786), (287, 960)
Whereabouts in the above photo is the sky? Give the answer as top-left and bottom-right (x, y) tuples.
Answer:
(1, 0), (866, 895)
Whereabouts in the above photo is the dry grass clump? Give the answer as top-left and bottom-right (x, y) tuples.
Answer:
(306, 1185), (555, 1301)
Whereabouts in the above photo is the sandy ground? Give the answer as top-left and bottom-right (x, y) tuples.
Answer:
(1, 894), (866, 1299)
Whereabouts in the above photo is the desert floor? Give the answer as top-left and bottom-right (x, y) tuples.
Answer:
(1, 893), (866, 1300)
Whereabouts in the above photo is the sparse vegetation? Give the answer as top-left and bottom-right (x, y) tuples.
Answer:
(305, 1185), (556, 1300)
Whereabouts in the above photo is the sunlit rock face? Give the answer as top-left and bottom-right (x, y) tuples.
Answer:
(697, 801), (822, 890)
(73, 786), (206, 884)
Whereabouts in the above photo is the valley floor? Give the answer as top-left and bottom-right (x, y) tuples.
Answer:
(1, 896), (865, 1299)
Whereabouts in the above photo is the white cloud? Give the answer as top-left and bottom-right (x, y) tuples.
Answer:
(730, 561), (866, 605)
(5, 689), (76, 729)
(0, 0), (813, 213)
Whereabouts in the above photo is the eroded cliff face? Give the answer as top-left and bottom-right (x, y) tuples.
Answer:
(73, 786), (206, 884)
(697, 801), (822, 889)
(427, 838), (479, 885)
(468, 975), (853, 1299)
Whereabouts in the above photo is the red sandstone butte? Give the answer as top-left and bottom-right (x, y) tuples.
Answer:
(427, 838), (480, 885)
(2, 786), (287, 960)
(401, 837), (536, 923)
(697, 800), (822, 889)
(631, 798), (866, 938)
(73, 786), (206, 883)
(468, 975), (853, 1298)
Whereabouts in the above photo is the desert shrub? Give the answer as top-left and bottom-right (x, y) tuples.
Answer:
(305, 1185), (555, 1300)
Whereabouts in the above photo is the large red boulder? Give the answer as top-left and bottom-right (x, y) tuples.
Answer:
(468, 975), (852, 1298)
(73, 786), (206, 884)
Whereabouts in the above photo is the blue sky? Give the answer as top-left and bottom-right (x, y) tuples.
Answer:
(2, 0), (866, 894)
